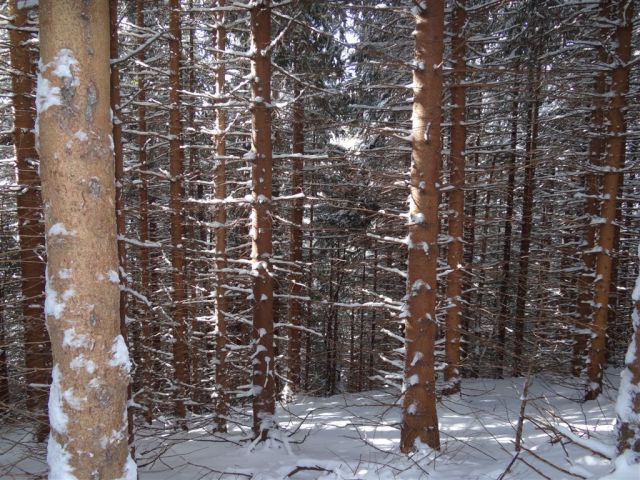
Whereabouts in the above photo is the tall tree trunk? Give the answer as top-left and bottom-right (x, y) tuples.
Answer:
(250, 0), (275, 441)
(287, 83), (304, 394)
(109, 0), (134, 455)
(136, 0), (154, 425)
(8, 0), (51, 442)
(401, 0), (443, 453)
(214, 0), (229, 432)
(512, 64), (541, 377)
(496, 98), (518, 377)
(585, 0), (632, 401)
(38, 1), (134, 477)
(573, 54), (607, 377)
(169, 0), (189, 419)
(443, 0), (466, 396)
(461, 136), (480, 377)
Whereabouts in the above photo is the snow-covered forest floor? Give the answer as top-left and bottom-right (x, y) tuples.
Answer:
(0, 372), (629, 479)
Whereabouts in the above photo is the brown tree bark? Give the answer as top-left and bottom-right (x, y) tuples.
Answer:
(512, 64), (541, 377)
(109, 0), (135, 455)
(169, 0), (189, 419)
(8, 0), (51, 442)
(573, 58), (607, 377)
(443, 0), (466, 396)
(400, 0), (443, 453)
(136, 0), (154, 425)
(585, 0), (632, 401)
(214, 0), (229, 432)
(287, 83), (304, 394)
(38, 1), (134, 477)
(250, 0), (275, 441)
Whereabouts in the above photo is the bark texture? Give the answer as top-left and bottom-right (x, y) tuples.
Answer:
(443, 0), (466, 396)
(586, 0), (632, 401)
(214, 0), (229, 432)
(168, 0), (189, 418)
(250, 0), (276, 440)
(136, 0), (154, 424)
(38, 1), (134, 477)
(400, 0), (444, 453)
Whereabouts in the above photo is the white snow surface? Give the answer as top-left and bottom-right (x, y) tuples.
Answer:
(1, 374), (632, 479)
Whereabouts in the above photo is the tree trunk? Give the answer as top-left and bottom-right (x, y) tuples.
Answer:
(400, 0), (443, 453)
(573, 59), (607, 377)
(585, 0), (632, 401)
(38, 1), (134, 477)
(214, 0), (229, 432)
(250, 0), (275, 441)
(109, 0), (134, 455)
(496, 98), (518, 377)
(8, 0), (51, 442)
(512, 64), (541, 377)
(169, 0), (189, 419)
(136, 0), (154, 425)
(443, 0), (466, 396)
(287, 83), (304, 394)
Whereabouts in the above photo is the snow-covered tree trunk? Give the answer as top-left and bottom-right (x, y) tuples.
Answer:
(214, 0), (229, 433)
(38, 0), (134, 477)
(443, 0), (466, 396)
(168, 0), (189, 419)
(586, 0), (632, 401)
(400, 0), (444, 453)
(250, 0), (276, 441)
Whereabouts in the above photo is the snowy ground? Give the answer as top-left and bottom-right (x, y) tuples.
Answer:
(0, 373), (631, 479)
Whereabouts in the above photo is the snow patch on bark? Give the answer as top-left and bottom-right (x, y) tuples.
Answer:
(47, 434), (77, 480)
(48, 365), (68, 434)
(63, 328), (90, 349)
(109, 335), (131, 373)
(70, 354), (96, 374)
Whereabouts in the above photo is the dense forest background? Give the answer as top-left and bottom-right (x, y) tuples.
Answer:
(0, 0), (638, 478)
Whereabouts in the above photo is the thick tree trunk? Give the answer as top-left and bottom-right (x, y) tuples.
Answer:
(38, 1), (134, 477)
(214, 0), (229, 432)
(8, 0), (51, 442)
(400, 0), (443, 453)
(169, 0), (189, 419)
(443, 0), (466, 396)
(585, 0), (632, 401)
(136, 0), (154, 425)
(512, 64), (541, 377)
(250, 0), (275, 441)
(287, 84), (304, 394)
